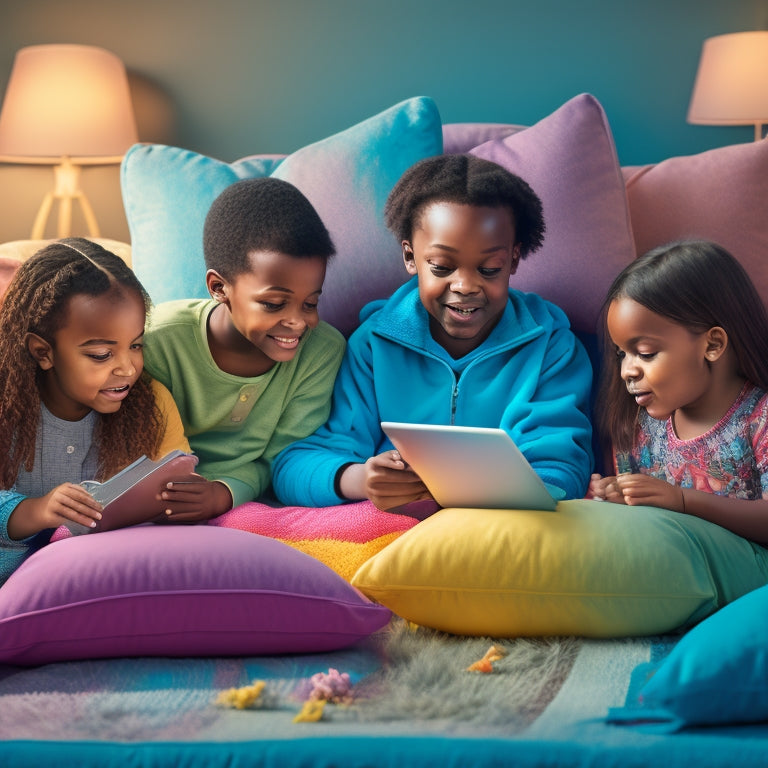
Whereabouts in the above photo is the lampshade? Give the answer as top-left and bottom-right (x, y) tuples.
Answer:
(0, 44), (137, 161)
(0, 44), (137, 239)
(688, 31), (768, 141)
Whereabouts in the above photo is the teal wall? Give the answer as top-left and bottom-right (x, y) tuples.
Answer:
(1, 0), (767, 166)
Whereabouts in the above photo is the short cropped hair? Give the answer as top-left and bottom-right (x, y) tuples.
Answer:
(384, 154), (545, 258)
(203, 177), (335, 280)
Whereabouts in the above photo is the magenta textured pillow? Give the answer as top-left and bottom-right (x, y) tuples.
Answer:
(624, 139), (768, 305)
(470, 93), (635, 334)
(0, 526), (390, 666)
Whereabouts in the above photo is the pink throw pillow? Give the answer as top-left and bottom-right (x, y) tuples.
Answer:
(624, 139), (768, 304)
(210, 500), (420, 582)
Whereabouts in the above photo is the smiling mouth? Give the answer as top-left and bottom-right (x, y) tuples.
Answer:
(271, 335), (301, 348)
(445, 305), (481, 317)
(104, 385), (130, 393)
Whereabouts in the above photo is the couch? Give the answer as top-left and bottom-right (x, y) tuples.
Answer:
(1, 93), (768, 767)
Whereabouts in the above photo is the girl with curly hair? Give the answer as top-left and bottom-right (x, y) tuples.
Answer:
(0, 238), (189, 584)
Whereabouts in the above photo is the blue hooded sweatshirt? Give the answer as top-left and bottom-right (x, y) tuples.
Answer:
(272, 277), (593, 506)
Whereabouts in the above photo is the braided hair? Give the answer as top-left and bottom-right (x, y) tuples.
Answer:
(0, 238), (163, 488)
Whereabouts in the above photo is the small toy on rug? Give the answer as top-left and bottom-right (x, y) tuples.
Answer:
(466, 644), (508, 673)
(293, 699), (327, 723)
(215, 680), (274, 709)
(308, 668), (354, 704)
(215, 669), (355, 722)
(293, 668), (355, 723)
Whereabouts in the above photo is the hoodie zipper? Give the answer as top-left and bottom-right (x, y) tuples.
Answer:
(450, 381), (459, 425)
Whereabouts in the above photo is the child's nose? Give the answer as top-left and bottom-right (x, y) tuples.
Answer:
(450, 270), (480, 294)
(113, 354), (137, 377)
(282, 313), (306, 330)
(620, 357), (640, 381)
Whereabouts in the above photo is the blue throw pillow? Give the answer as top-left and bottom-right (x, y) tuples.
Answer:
(609, 583), (768, 730)
(121, 97), (443, 337)
(121, 148), (282, 305)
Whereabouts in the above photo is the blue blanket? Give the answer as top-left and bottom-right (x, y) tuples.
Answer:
(1, 623), (767, 767)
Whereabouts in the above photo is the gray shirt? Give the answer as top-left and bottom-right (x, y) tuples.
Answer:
(14, 405), (99, 496)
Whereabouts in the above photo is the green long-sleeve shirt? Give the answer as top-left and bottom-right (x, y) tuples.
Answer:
(143, 299), (345, 507)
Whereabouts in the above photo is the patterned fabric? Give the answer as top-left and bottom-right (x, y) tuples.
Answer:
(620, 384), (768, 500)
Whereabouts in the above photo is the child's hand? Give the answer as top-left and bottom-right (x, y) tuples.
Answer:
(7, 483), (103, 540)
(589, 473), (625, 503)
(615, 473), (685, 512)
(362, 450), (434, 512)
(157, 475), (233, 523)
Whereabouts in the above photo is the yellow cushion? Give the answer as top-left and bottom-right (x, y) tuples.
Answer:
(351, 500), (768, 637)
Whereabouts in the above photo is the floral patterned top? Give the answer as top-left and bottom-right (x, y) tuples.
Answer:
(616, 384), (768, 500)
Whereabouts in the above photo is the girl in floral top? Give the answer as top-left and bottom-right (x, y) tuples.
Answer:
(589, 240), (768, 546)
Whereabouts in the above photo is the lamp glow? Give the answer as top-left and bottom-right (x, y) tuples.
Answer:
(688, 31), (768, 142)
(0, 44), (138, 238)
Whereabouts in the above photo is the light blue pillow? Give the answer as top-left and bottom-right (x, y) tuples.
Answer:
(121, 148), (282, 305)
(609, 582), (768, 730)
(121, 97), (443, 336)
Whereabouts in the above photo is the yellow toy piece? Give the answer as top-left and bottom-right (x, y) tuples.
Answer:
(466, 644), (508, 673)
(215, 680), (267, 709)
(293, 698), (327, 723)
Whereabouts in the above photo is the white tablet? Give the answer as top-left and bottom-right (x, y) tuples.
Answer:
(381, 422), (563, 511)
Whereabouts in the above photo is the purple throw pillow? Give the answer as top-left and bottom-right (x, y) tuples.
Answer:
(0, 525), (390, 666)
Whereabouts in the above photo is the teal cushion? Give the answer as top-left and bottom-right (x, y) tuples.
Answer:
(610, 582), (768, 730)
(121, 149), (282, 306)
(121, 97), (443, 336)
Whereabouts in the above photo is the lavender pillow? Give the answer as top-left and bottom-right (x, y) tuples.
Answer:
(442, 122), (525, 154)
(0, 526), (390, 666)
(470, 93), (635, 334)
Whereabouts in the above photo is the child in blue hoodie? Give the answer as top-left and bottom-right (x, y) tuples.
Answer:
(272, 154), (593, 512)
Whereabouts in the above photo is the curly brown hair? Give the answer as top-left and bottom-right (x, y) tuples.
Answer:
(0, 238), (164, 488)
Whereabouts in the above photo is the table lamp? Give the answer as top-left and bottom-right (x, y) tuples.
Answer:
(0, 44), (138, 238)
(688, 31), (768, 142)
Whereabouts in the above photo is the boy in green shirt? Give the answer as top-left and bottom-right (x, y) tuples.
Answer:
(143, 178), (345, 520)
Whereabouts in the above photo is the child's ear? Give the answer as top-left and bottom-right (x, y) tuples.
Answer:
(509, 243), (522, 275)
(206, 270), (229, 303)
(25, 333), (54, 370)
(704, 326), (728, 362)
(402, 241), (417, 275)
